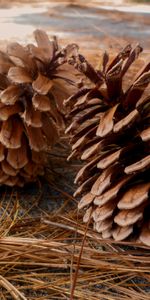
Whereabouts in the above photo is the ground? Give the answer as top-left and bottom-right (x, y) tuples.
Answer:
(0, 1), (150, 300)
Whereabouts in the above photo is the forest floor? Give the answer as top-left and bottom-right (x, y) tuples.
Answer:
(0, 1), (150, 300)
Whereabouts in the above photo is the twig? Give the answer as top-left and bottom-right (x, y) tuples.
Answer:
(69, 209), (92, 300)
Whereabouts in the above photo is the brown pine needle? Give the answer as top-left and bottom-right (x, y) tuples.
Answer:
(0, 275), (27, 300)
(0, 154), (149, 299)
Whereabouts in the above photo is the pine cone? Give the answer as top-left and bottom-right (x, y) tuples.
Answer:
(65, 45), (150, 246)
(0, 29), (77, 186)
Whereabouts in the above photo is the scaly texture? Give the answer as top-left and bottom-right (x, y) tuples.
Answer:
(0, 29), (77, 186)
(65, 45), (150, 246)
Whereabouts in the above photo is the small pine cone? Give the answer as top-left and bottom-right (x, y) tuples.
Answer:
(0, 29), (77, 186)
(65, 45), (150, 246)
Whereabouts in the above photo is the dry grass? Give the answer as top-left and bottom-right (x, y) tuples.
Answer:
(0, 145), (149, 300)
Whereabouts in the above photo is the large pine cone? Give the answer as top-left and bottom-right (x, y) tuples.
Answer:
(0, 29), (77, 186)
(65, 45), (150, 246)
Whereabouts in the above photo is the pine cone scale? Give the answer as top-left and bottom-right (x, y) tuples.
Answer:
(0, 85), (22, 105)
(8, 67), (32, 84)
(32, 73), (53, 95)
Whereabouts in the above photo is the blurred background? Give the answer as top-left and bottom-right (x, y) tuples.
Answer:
(0, 0), (150, 63)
